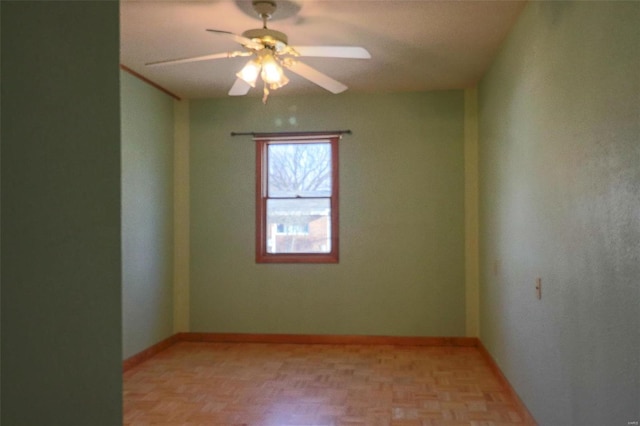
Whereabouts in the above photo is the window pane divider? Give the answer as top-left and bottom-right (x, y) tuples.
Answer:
(267, 196), (332, 200)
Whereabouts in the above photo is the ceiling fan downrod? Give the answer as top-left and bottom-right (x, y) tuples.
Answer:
(252, 1), (277, 29)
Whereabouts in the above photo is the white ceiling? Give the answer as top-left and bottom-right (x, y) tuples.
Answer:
(120, 0), (526, 100)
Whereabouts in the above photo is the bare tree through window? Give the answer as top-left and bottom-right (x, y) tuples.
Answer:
(268, 143), (331, 197)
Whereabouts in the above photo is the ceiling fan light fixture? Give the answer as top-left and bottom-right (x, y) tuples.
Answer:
(268, 72), (289, 90)
(236, 59), (261, 87)
(261, 53), (287, 86)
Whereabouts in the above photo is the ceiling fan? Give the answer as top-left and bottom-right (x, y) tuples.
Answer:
(146, 0), (371, 103)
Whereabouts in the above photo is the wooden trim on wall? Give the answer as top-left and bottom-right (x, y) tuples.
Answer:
(178, 332), (477, 347)
(120, 64), (182, 101)
(476, 340), (538, 425)
(122, 334), (181, 372)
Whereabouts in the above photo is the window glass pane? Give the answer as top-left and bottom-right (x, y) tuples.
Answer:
(266, 198), (331, 253)
(268, 143), (332, 198)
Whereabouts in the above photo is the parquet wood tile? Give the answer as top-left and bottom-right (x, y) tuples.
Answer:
(123, 342), (531, 426)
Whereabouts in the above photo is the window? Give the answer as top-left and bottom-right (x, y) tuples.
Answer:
(256, 134), (339, 263)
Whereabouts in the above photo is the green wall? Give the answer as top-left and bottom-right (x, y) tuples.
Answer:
(121, 71), (175, 359)
(478, 1), (639, 424)
(190, 91), (465, 336)
(1, 2), (122, 424)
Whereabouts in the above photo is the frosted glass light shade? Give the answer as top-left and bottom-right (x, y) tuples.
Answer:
(236, 59), (261, 87)
(261, 54), (285, 85)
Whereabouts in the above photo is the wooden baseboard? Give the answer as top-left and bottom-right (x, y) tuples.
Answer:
(476, 340), (538, 425)
(178, 332), (477, 347)
(122, 334), (181, 372)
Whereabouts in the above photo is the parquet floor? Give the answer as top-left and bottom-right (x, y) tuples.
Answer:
(123, 342), (528, 426)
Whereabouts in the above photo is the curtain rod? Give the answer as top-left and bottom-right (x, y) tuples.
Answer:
(230, 130), (352, 138)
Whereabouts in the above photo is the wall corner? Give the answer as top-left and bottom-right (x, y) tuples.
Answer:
(173, 99), (190, 332)
(464, 86), (480, 337)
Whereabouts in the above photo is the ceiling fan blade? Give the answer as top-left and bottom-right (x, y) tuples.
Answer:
(228, 78), (252, 96)
(146, 51), (247, 67)
(291, 46), (371, 59)
(284, 61), (348, 94)
(206, 29), (263, 50)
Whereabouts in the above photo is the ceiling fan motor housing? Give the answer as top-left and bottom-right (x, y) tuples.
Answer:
(242, 28), (289, 51)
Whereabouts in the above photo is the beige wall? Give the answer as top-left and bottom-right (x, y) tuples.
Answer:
(189, 91), (467, 336)
(478, 2), (639, 423)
